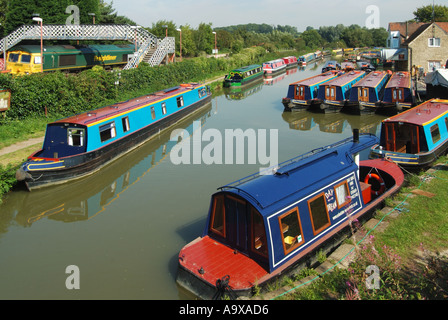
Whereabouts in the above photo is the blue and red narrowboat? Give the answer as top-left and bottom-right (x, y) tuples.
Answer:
(377, 72), (415, 114)
(262, 59), (286, 75)
(282, 56), (298, 68)
(282, 70), (341, 111)
(344, 71), (390, 115)
(313, 70), (366, 113)
(370, 99), (448, 169)
(15, 83), (212, 190)
(177, 131), (404, 299)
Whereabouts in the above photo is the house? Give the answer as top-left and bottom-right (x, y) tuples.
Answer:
(383, 22), (448, 73)
(401, 22), (448, 73)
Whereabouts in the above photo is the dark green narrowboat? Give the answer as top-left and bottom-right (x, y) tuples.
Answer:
(223, 64), (263, 87)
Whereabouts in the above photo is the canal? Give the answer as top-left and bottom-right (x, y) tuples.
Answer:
(0, 60), (387, 299)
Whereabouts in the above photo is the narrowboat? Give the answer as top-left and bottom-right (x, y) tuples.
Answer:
(321, 61), (341, 73)
(262, 59), (286, 75)
(282, 56), (298, 68)
(357, 61), (376, 73)
(344, 71), (390, 115)
(313, 70), (366, 113)
(282, 70), (341, 111)
(377, 72), (415, 114)
(370, 99), (448, 169)
(298, 53), (314, 66)
(341, 61), (356, 72)
(223, 65), (263, 87)
(176, 131), (404, 300)
(15, 83), (212, 190)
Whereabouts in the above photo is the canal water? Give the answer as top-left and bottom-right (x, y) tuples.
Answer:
(0, 60), (387, 299)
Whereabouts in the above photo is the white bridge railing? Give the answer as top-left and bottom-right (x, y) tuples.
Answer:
(0, 24), (175, 69)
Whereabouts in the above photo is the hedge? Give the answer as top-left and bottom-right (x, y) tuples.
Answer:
(0, 46), (272, 120)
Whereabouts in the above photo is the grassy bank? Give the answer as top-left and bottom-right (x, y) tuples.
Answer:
(270, 157), (448, 300)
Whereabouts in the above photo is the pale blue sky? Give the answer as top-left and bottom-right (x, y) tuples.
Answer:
(113, 0), (438, 31)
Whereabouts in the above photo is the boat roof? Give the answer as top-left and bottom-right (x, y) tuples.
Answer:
(352, 71), (387, 88)
(322, 70), (365, 86)
(231, 64), (262, 72)
(384, 99), (448, 126)
(218, 133), (378, 215)
(52, 83), (204, 127)
(385, 72), (411, 88)
(290, 70), (339, 86)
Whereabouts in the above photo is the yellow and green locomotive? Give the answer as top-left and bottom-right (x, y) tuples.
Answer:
(6, 44), (135, 75)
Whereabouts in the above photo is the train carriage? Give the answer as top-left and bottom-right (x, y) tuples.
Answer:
(6, 44), (135, 74)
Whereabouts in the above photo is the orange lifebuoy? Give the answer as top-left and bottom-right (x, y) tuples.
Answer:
(364, 173), (385, 196)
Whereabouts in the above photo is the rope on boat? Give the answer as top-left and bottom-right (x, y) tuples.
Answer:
(213, 275), (238, 300)
(271, 159), (448, 300)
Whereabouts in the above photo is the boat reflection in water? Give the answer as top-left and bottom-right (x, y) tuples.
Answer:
(223, 78), (264, 101)
(2, 103), (213, 228)
(281, 110), (384, 135)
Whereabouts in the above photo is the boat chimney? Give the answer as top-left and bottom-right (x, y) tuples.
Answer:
(353, 128), (359, 143)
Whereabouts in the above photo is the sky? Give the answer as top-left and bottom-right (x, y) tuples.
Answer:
(112, 0), (438, 31)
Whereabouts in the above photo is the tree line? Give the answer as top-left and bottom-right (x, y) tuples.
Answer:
(1, 2), (447, 59)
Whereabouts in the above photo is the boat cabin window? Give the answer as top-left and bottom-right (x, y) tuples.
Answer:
(99, 121), (116, 143)
(445, 117), (448, 132)
(161, 102), (167, 115)
(335, 181), (351, 208)
(210, 194), (226, 237)
(278, 208), (304, 255)
(68, 128), (85, 147)
(177, 96), (184, 108)
(430, 124), (441, 144)
(251, 208), (268, 257)
(151, 106), (156, 120)
(122, 117), (130, 133)
(198, 88), (206, 98)
(308, 193), (331, 235)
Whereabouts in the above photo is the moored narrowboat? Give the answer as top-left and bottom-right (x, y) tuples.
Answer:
(223, 65), (263, 87)
(321, 60), (341, 73)
(370, 99), (448, 169)
(344, 71), (390, 115)
(15, 83), (212, 190)
(177, 132), (404, 300)
(313, 70), (366, 113)
(282, 70), (341, 111)
(377, 72), (415, 114)
(282, 56), (298, 68)
(262, 59), (286, 75)
(298, 53), (314, 66)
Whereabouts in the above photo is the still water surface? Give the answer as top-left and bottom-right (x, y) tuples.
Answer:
(0, 60), (387, 299)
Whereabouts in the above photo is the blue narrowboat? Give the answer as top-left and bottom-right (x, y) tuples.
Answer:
(15, 83), (212, 190)
(344, 71), (390, 115)
(298, 53), (314, 66)
(377, 72), (415, 114)
(282, 70), (341, 111)
(321, 60), (341, 73)
(313, 70), (366, 113)
(177, 132), (404, 299)
(370, 99), (448, 169)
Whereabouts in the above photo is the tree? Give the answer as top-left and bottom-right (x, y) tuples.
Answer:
(413, 4), (448, 22)
(195, 23), (214, 54)
(300, 29), (324, 49)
